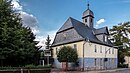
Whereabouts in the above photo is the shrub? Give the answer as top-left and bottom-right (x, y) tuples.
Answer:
(57, 46), (78, 63)
(0, 65), (51, 73)
(118, 64), (128, 68)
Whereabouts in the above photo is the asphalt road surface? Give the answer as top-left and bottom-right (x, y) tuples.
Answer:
(51, 68), (130, 73)
(101, 68), (130, 73)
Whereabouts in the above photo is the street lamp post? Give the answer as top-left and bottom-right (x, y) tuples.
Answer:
(44, 49), (51, 65)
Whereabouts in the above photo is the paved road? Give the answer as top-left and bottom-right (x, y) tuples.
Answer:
(101, 68), (130, 73)
(51, 68), (130, 73)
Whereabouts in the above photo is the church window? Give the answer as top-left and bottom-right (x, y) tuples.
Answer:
(85, 19), (87, 23)
(112, 48), (114, 54)
(95, 45), (97, 53)
(109, 48), (111, 54)
(112, 58), (114, 64)
(74, 44), (77, 51)
(100, 46), (102, 53)
(95, 58), (97, 66)
(105, 47), (107, 54)
(109, 58), (110, 64)
(100, 58), (103, 66)
(91, 18), (93, 23)
(56, 48), (58, 54)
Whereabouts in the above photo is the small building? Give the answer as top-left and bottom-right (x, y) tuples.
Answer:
(51, 4), (118, 70)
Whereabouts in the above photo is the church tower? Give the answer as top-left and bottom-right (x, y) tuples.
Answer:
(82, 3), (94, 28)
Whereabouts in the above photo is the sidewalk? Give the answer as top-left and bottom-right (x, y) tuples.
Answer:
(51, 68), (129, 73)
(87, 68), (128, 73)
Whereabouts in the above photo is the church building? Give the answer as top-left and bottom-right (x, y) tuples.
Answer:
(51, 4), (118, 70)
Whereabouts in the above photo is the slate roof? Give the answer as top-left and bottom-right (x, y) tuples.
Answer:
(52, 17), (113, 47)
(83, 9), (94, 18)
(57, 18), (73, 33)
(94, 27), (109, 35)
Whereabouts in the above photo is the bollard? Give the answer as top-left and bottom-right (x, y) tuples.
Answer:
(28, 67), (30, 73)
(21, 68), (23, 73)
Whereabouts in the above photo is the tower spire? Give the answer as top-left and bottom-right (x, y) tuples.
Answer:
(82, 1), (94, 28)
(87, 1), (90, 9)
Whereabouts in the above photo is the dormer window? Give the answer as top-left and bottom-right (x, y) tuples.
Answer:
(105, 35), (107, 42)
(92, 30), (95, 35)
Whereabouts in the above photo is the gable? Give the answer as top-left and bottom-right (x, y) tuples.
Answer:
(94, 27), (109, 35)
(57, 17), (74, 33)
(52, 28), (83, 46)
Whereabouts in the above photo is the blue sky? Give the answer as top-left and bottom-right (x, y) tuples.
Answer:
(12, 0), (130, 46)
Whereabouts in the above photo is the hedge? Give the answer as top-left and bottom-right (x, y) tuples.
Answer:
(0, 65), (51, 73)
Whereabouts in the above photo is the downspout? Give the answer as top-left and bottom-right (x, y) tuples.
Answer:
(82, 38), (90, 71)
(82, 40), (85, 71)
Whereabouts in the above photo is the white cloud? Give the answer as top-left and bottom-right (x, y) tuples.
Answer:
(11, 0), (57, 49)
(35, 36), (45, 45)
(31, 28), (40, 34)
(11, 0), (39, 35)
(96, 19), (105, 27)
(47, 30), (57, 43)
(20, 12), (38, 29)
(11, 0), (22, 11)
(35, 30), (57, 50)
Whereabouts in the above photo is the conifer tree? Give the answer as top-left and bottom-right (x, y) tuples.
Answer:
(0, 0), (40, 66)
(45, 35), (51, 50)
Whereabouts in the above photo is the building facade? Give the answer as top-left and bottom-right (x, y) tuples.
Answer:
(124, 56), (130, 67)
(51, 4), (118, 70)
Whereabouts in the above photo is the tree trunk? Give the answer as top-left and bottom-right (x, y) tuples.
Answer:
(62, 62), (68, 71)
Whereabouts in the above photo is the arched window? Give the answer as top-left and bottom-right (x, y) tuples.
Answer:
(95, 45), (97, 53)
(73, 44), (77, 51)
(56, 48), (58, 54)
(100, 46), (102, 53)
(109, 48), (111, 54)
(91, 18), (93, 23)
(85, 19), (87, 23)
(112, 48), (114, 54)
(95, 58), (97, 66)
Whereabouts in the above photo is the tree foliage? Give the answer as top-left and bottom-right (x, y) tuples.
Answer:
(43, 35), (54, 65)
(57, 46), (78, 63)
(0, 0), (40, 66)
(110, 22), (130, 66)
(45, 35), (51, 50)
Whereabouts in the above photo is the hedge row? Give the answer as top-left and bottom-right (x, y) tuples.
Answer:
(0, 65), (51, 73)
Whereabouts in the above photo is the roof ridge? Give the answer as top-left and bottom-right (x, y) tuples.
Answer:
(69, 17), (84, 25)
(97, 26), (108, 30)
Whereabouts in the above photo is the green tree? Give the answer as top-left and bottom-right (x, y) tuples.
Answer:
(45, 35), (51, 50)
(110, 22), (130, 67)
(57, 46), (78, 70)
(44, 35), (54, 65)
(0, 0), (40, 66)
